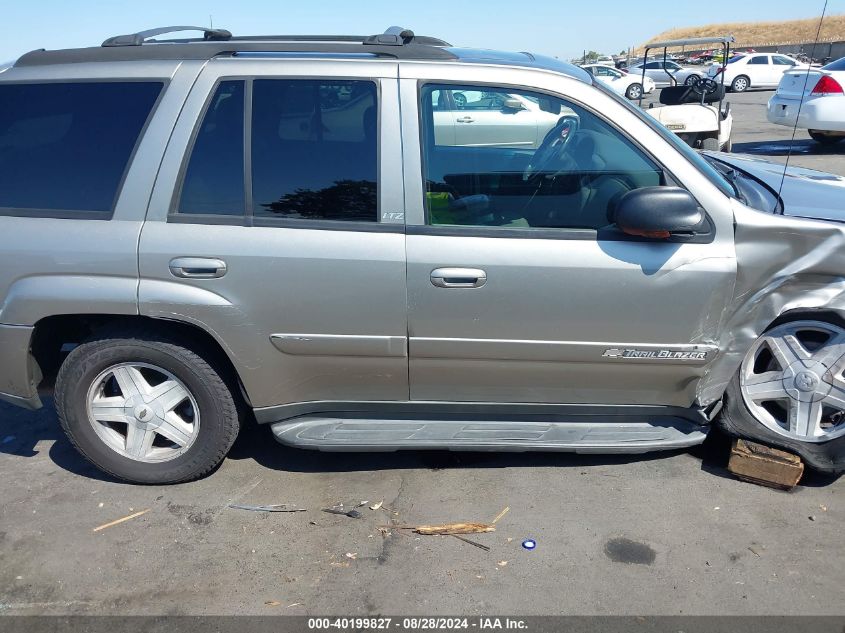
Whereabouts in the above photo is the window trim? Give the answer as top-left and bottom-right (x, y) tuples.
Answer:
(169, 75), (384, 229)
(414, 79), (713, 244)
(170, 77), (248, 220)
(0, 78), (168, 220)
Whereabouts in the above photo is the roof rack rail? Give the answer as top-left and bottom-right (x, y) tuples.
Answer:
(103, 26), (232, 47)
(364, 26), (415, 46)
(361, 26), (451, 47)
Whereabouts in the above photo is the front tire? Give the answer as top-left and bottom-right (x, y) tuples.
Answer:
(684, 74), (700, 86)
(701, 136), (720, 151)
(730, 75), (749, 92)
(717, 319), (845, 474)
(55, 329), (241, 484)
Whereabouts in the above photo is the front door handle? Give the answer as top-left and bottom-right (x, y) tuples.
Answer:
(430, 267), (487, 289)
(169, 257), (227, 279)
(456, 116), (475, 123)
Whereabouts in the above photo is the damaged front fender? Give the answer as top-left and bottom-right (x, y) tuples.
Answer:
(698, 200), (845, 406)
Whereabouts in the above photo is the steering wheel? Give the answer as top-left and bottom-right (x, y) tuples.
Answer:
(523, 115), (580, 182)
(691, 77), (719, 97)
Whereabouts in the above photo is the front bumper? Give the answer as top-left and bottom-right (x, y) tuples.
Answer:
(0, 324), (41, 410)
(767, 94), (845, 131)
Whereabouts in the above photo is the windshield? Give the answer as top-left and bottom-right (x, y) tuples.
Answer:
(591, 81), (735, 197)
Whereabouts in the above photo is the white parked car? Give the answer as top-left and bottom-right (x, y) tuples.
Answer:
(628, 59), (703, 87)
(767, 57), (845, 145)
(582, 63), (655, 100)
(709, 53), (808, 92)
(431, 88), (569, 148)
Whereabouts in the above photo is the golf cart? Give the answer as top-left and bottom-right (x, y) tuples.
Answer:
(639, 36), (734, 151)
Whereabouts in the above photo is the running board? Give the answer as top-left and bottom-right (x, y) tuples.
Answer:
(270, 415), (707, 453)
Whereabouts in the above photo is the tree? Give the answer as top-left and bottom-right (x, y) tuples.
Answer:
(260, 179), (377, 221)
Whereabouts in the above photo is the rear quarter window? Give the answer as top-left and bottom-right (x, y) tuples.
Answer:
(0, 81), (163, 217)
(823, 57), (845, 71)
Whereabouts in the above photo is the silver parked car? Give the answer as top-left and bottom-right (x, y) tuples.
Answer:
(628, 59), (704, 87)
(1, 26), (845, 484)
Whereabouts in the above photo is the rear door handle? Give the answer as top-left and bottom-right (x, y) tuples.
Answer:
(169, 257), (227, 279)
(430, 267), (487, 288)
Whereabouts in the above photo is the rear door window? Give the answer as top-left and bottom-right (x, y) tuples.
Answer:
(251, 80), (378, 222)
(179, 81), (246, 216)
(749, 56), (770, 65)
(0, 81), (163, 217)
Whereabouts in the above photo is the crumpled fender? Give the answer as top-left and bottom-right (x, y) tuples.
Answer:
(697, 199), (845, 405)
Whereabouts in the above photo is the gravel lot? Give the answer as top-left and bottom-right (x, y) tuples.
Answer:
(1, 89), (843, 617)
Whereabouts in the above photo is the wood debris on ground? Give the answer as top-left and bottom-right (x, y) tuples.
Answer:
(491, 506), (510, 524)
(727, 438), (804, 490)
(411, 522), (495, 535)
(92, 509), (150, 533)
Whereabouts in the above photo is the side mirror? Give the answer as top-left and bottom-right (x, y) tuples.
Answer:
(502, 98), (525, 111)
(612, 187), (704, 239)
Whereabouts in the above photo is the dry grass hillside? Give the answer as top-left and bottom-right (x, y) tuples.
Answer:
(639, 14), (845, 51)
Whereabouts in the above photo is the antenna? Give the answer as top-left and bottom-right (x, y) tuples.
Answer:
(775, 0), (829, 210)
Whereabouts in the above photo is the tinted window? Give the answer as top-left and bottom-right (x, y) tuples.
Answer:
(645, 62), (661, 69)
(727, 55), (745, 64)
(0, 81), (162, 215)
(420, 83), (663, 231)
(251, 79), (378, 222)
(772, 56), (796, 66)
(179, 81), (245, 215)
(749, 56), (769, 65)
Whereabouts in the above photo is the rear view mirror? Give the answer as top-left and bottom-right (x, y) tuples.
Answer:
(503, 98), (525, 111)
(612, 187), (704, 239)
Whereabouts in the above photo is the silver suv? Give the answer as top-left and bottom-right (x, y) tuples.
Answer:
(2, 26), (845, 484)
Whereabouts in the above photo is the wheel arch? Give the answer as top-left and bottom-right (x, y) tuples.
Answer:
(31, 314), (252, 408)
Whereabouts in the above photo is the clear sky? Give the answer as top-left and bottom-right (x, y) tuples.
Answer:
(0, 0), (839, 63)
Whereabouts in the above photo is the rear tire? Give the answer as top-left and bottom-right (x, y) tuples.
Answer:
(55, 328), (241, 484)
(809, 130), (845, 145)
(684, 74), (700, 86)
(625, 83), (643, 100)
(730, 75), (749, 93)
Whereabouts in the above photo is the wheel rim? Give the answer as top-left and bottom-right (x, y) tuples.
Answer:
(629, 85), (641, 99)
(85, 363), (201, 463)
(740, 321), (845, 443)
(734, 78), (747, 91)
(685, 75), (698, 86)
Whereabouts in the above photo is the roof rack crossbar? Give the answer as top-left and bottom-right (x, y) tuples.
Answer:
(103, 26), (232, 47)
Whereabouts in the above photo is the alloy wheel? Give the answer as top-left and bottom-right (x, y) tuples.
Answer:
(85, 363), (201, 462)
(740, 321), (845, 442)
